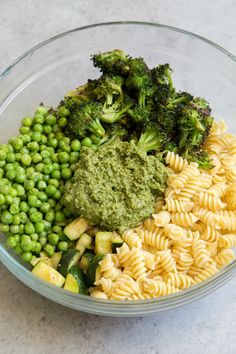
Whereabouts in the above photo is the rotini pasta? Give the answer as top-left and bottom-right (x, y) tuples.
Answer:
(92, 122), (236, 301)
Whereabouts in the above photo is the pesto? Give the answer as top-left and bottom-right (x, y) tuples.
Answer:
(64, 140), (167, 230)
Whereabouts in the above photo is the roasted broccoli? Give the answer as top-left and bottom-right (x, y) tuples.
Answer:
(137, 124), (164, 153)
(67, 101), (105, 137)
(92, 49), (130, 75)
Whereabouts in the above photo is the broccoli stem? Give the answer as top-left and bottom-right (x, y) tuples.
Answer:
(87, 118), (105, 137)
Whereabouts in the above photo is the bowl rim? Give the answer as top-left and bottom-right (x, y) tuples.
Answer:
(0, 21), (236, 316)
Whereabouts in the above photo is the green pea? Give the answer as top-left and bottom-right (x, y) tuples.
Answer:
(41, 135), (47, 144)
(43, 164), (53, 174)
(0, 194), (5, 205)
(38, 191), (47, 202)
(81, 137), (92, 147)
(61, 168), (72, 180)
(35, 106), (48, 115)
(15, 173), (26, 184)
(35, 163), (44, 173)
(58, 152), (70, 163)
(60, 144), (71, 153)
(52, 124), (60, 133)
(43, 125), (52, 134)
(52, 225), (62, 233)
(51, 170), (61, 180)
(32, 153), (42, 164)
(16, 185), (25, 196)
(1, 211), (13, 224)
(25, 222), (35, 235)
(48, 179), (59, 188)
(9, 225), (20, 234)
(22, 117), (33, 127)
(21, 134), (31, 144)
(20, 126), (30, 134)
(40, 202), (50, 214)
(42, 158), (51, 166)
(33, 242), (42, 254)
(0, 184), (10, 195)
(28, 195), (39, 207)
(44, 244), (55, 257)
(43, 174), (50, 182)
(70, 151), (79, 163)
(58, 106), (70, 117)
(14, 245), (23, 255)
(48, 233), (59, 246)
(58, 117), (68, 128)
(21, 154), (31, 166)
(34, 222), (44, 233)
(24, 180), (35, 191)
(9, 204), (20, 214)
(31, 132), (41, 142)
(30, 212), (43, 223)
(70, 164), (77, 172)
(39, 236), (47, 246)
(7, 236), (18, 248)
(48, 199), (56, 208)
(5, 195), (13, 205)
(58, 241), (69, 252)
(53, 190), (61, 200)
(51, 153), (58, 162)
(37, 180), (46, 190)
(28, 141), (39, 151)
(0, 223), (9, 232)
(55, 211), (65, 223)
(6, 152), (15, 163)
(13, 214), (21, 225)
(90, 134), (101, 145)
(48, 138), (58, 149)
(18, 224), (25, 234)
(5, 170), (16, 180)
(21, 251), (32, 262)
(45, 114), (56, 126)
(45, 185), (57, 197)
(45, 210), (55, 222)
(32, 123), (43, 133)
(19, 212), (28, 224)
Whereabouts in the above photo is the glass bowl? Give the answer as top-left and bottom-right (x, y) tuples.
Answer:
(1, 21), (236, 317)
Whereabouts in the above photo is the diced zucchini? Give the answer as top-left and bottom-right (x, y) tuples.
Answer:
(57, 249), (81, 277)
(30, 251), (53, 267)
(95, 232), (112, 255)
(32, 261), (65, 287)
(64, 217), (90, 241)
(51, 252), (62, 269)
(69, 265), (88, 295)
(79, 252), (94, 272)
(75, 233), (93, 256)
(64, 273), (79, 293)
(86, 254), (104, 287)
(111, 234), (123, 253)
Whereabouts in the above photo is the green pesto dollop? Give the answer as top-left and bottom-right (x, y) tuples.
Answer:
(63, 140), (167, 230)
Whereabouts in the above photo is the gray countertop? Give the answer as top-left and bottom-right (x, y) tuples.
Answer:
(0, 1), (236, 353)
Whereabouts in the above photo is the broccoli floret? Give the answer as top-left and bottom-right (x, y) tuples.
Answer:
(127, 105), (150, 126)
(92, 49), (130, 75)
(101, 95), (132, 124)
(67, 101), (105, 137)
(125, 58), (155, 109)
(94, 75), (124, 105)
(137, 124), (164, 153)
(182, 149), (214, 169)
(65, 80), (98, 106)
(178, 97), (213, 150)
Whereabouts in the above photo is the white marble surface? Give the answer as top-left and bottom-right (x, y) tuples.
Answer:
(0, 1), (236, 353)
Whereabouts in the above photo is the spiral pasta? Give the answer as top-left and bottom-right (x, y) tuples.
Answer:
(165, 151), (188, 172)
(93, 121), (236, 301)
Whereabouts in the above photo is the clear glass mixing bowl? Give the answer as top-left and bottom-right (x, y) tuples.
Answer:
(1, 22), (236, 317)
